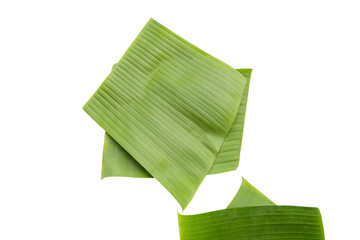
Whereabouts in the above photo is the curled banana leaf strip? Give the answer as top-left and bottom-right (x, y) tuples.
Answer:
(101, 69), (252, 179)
(178, 179), (325, 240)
(83, 18), (247, 209)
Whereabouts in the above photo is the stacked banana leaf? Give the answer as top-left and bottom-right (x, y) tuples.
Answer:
(83, 18), (325, 239)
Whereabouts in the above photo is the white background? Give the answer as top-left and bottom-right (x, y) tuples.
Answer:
(1, 1), (359, 239)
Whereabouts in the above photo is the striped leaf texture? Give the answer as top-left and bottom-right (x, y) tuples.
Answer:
(84, 19), (325, 239)
(178, 179), (325, 240)
(101, 69), (252, 179)
(83, 18), (247, 209)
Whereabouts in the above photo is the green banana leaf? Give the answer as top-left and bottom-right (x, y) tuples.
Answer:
(83, 18), (247, 209)
(178, 179), (325, 240)
(101, 69), (252, 179)
(84, 19), (325, 239)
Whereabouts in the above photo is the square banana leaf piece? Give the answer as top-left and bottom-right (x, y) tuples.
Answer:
(83, 18), (247, 209)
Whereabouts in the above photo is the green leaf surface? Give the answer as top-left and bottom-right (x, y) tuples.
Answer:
(179, 206), (325, 240)
(101, 69), (252, 179)
(84, 19), (325, 239)
(83, 18), (246, 209)
(209, 69), (251, 174)
(227, 177), (275, 209)
(178, 179), (325, 240)
(102, 133), (152, 178)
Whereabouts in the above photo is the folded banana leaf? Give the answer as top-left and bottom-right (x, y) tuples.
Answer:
(83, 18), (248, 209)
(101, 69), (252, 179)
(178, 178), (325, 240)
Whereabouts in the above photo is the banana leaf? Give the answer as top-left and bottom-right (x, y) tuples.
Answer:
(84, 19), (325, 239)
(178, 178), (325, 240)
(83, 18), (247, 209)
(101, 69), (252, 179)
